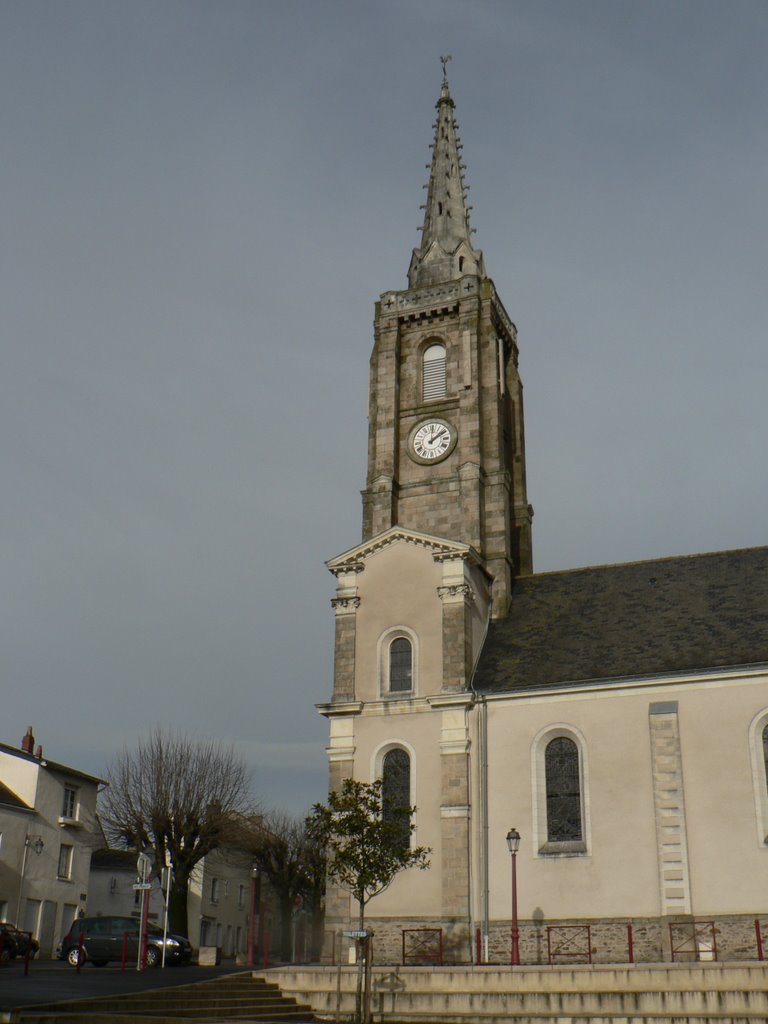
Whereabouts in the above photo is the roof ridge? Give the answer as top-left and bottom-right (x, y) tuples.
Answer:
(514, 544), (768, 581)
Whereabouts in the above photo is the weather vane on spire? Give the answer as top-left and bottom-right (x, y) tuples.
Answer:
(440, 54), (452, 85)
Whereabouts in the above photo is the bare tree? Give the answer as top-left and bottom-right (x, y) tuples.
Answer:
(100, 730), (253, 937)
(254, 812), (326, 961)
(225, 810), (326, 961)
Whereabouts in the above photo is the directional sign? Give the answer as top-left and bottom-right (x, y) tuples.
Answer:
(136, 852), (153, 876)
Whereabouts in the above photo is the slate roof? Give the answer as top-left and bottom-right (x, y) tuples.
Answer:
(0, 742), (105, 785)
(91, 848), (138, 871)
(475, 546), (768, 693)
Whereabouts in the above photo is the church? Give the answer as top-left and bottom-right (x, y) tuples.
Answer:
(319, 71), (768, 966)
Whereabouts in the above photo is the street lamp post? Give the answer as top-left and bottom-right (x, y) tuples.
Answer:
(506, 828), (521, 966)
(246, 863), (259, 967)
(15, 835), (45, 927)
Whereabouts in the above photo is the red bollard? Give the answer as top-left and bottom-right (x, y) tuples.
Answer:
(756, 920), (764, 961)
(627, 924), (634, 963)
(121, 932), (128, 971)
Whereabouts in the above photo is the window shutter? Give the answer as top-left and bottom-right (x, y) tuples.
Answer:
(423, 344), (446, 401)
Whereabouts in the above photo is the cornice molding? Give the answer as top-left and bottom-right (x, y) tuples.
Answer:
(330, 596), (361, 613)
(437, 583), (474, 603)
(480, 664), (768, 704)
(327, 526), (483, 575)
(316, 701), (364, 718)
(427, 693), (475, 711)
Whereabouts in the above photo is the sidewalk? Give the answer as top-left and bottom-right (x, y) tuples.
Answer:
(0, 959), (245, 1014)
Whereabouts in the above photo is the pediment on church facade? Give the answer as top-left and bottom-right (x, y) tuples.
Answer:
(326, 525), (485, 576)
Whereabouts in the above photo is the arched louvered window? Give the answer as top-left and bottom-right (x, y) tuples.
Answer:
(545, 737), (583, 843)
(422, 344), (446, 402)
(389, 637), (413, 693)
(382, 748), (411, 851)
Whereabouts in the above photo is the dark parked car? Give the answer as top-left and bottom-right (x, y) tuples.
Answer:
(56, 916), (192, 968)
(0, 923), (39, 960)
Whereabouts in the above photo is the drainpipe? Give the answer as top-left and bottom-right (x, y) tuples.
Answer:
(477, 695), (489, 961)
(469, 602), (492, 964)
(15, 836), (31, 926)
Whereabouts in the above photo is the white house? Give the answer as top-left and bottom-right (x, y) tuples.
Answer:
(0, 727), (103, 956)
(88, 845), (272, 959)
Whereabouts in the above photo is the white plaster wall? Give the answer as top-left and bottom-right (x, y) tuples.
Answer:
(483, 673), (768, 923)
(0, 753), (101, 951)
(346, 709), (443, 918)
(193, 848), (254, 954)
(0, 751), (38, 807)
(677, 674), (768, 914)
(353, 543), (444, 700)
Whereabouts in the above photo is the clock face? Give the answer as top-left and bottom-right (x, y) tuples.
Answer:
(408, 419), (457, 464)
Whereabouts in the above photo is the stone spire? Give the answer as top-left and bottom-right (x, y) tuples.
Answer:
(408, 60), (485, 289)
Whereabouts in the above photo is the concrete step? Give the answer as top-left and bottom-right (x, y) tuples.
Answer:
(367, 989), (768, 1014)
(270, 964), (768, 994)
(261, 964), (768, 1023)
(14, 1016), (315, 1024)
(27, 997), (296, 1013)
(12, 973), (317, 1024)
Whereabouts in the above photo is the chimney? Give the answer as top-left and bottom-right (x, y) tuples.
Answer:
(35, 745), (43, 760)
(21, 726), (35, 754)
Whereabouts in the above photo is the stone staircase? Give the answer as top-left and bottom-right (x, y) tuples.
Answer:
(10, 973), (317, 1024)
(263, 962), (768, 1022)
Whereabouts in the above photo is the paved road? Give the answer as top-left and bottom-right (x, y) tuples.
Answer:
(0, 959), (248, 1013)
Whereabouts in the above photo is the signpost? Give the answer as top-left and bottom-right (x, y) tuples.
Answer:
(136, 853), (153, 971)
(161, 851), (173, 969)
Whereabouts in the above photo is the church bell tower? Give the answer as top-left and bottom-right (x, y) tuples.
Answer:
(362, 68), (532, 617)
(322, 67), (532, 957)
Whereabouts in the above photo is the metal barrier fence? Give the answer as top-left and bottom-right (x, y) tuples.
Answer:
(402, 928), (443, 966)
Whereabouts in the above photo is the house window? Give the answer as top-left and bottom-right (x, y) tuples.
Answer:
(545, 737), (583, 843)
(422, 344), (447, 401)
(210, 878), (220, 904)
(238, 883), (246, 910)
(382, 748), (411, 851)
(533, 726), (589, 856)
(57, 844), (73, 879)
(389, 638), (413, 692)
(61, 786), (77, 820)
(748, 711), (768, 844)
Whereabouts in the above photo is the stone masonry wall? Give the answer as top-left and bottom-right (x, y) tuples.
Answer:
(324, 914), (768, 967)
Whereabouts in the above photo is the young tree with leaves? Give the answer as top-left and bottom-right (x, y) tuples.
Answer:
(307, 778), (430, 1022)
(100, 730), (253, 937)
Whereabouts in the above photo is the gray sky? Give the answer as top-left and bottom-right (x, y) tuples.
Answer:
(2, 1), (767, 814)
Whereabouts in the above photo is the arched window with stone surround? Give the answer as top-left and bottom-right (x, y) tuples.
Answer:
(382, 747), (411, 851)
(422, 343), (446, 401)
(389, 637), (413, 693)
(545, 736), (583, 843)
